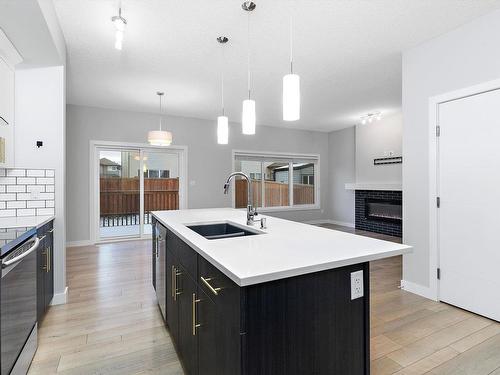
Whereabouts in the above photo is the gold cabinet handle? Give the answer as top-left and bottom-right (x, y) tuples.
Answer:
(192, 293), (201, 336)
(200, 276), (221, 296)
(174, 268), (182, 300)
(41, 250), (47, 271)
(47, 247), (50, 273)
(171, 265), (176, 298)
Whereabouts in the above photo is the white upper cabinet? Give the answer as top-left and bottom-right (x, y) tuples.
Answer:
(0, 57), (15, 166)
(0, 29), (22, 167)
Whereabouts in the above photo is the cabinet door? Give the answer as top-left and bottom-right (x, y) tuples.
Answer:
(152, 219), (157, 290)
(177, 269), (198, 375)
(36, 239), (46, 321)
(44, 228), (54, 309)
(166, 250), (179, 343)
(197, 289), (217, 375)
(0, 58), (14, 166)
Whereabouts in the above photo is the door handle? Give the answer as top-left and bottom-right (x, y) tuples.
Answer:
(200, 276), (222, 296)
(192, 293), (201, 336)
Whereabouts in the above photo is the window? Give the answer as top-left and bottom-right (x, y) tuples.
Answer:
(233, 151), (319, 211)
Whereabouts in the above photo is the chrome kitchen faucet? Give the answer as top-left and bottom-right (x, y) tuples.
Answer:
(223, 172), (258, 226)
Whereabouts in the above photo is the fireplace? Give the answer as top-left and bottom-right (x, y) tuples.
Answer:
(355, 190), (402, 237)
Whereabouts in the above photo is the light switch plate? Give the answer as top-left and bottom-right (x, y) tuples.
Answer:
(351, 270), (364, 300)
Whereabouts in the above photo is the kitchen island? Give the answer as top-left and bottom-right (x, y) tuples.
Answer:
(152, 208), (411, 375)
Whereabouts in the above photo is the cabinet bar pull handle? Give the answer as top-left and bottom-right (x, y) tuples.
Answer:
(48, 228), (54, 233)
(47, 248), (50, 273)
(171, 266), (175, 298)
(42, 250), (47, 271)
(39, 235), (47, 241)
(192, 293), (201, 336)
(175, 269), (182, 299)
(200, 276), (221, 296)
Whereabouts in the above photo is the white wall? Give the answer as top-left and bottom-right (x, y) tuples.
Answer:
(15, 66), (66, 302)
(402, 9), (500, 294)
(67, 104), (329, 243)
(355, 112), (402, 183)
(327, 127), (355, 225)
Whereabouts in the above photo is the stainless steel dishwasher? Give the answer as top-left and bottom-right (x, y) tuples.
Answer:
(1, 227), (40, 375)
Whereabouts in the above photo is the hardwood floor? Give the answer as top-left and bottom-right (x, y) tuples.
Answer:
(29, 227), (500, 374)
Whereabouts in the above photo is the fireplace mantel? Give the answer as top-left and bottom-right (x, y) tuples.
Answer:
(345, 182), (402, 191)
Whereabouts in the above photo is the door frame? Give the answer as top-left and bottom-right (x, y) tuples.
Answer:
(89, 140), (188, 244)
(428, 78), (500, 301)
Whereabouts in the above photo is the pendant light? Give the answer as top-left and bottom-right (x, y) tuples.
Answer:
(241, 1), (256, 135)
(217, 36), (229, 145)
(111, 2), (127, 50)
(148, 92), (173, 146)
(283, 14), (300, 121)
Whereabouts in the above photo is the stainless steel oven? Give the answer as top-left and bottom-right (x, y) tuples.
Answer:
(1, 227), (39, 375)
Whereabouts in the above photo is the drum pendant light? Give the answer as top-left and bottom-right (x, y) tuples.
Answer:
(148, 92), (173, 146)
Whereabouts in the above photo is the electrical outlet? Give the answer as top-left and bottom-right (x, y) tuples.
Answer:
(351, 270), (364, 300)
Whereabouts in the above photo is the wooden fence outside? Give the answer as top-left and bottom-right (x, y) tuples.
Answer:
(100, 177), (179, 216)
(236, 179), (314, 208)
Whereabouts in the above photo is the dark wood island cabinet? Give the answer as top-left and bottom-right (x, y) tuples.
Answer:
(152, 217), (370, 375)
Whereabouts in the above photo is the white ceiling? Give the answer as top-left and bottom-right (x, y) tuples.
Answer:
(54, 0), (500, 132)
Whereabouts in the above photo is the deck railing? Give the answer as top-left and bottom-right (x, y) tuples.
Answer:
(235, 179), (314, 208)
(100, 177), (179, 226)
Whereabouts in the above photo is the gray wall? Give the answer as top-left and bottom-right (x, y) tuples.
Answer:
(402, 9), (500, 289)
(67, 104), (329, 243)
(327, 127), (355, 225)
(355, 112), (402, 183)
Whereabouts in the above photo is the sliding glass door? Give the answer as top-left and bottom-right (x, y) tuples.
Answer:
(96, 144), (185, 241)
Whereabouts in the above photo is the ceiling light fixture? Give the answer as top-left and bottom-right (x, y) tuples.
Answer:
(111, 3), (127, 50)
(217, 36), (229, 145)
(241, 1), (256, 135)
(148, 92), (173, 146)
(360, 112), (382, 125)
(283, 14), (300, 121)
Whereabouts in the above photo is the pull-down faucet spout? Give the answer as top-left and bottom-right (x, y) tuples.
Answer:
(223, 172), (257, 225)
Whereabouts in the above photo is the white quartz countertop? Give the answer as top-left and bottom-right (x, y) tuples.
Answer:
(152, 208), (412, 287)
(0, 215), (55, 229)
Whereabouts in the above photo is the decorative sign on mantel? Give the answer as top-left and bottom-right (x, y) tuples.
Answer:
(374, 156), (402, 165)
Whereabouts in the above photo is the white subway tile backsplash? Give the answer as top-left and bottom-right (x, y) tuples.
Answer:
(17, 208), (36, 216)
(38, 193), (54, 200)
(0, 209), (16, 217)
(26, 201), (45, 208)
(0, 168), (55, 219)
(36, 208), (54, 216)
(7, 185), (26, 193)
(17, 177), (36, 185)
(26, 185), (45, 193)
(27, 169), (45, 177)
(7, 169), (26, 177)
(0, 193), (16, 201)
(36, 177), (54, 185)
(0, 177), (16, 185)
(7, 201), (26, 209)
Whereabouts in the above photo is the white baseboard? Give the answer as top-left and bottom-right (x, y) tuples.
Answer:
(303, 219), (355, 228)
(51, 286), (68, 305)
(400, 280), (437, 301)
(66, 240), (94, 248)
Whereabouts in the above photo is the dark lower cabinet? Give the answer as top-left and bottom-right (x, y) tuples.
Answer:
(154, 221), (370, 375)
(37, 220), (54, 322)
(177, 269), (198, 375)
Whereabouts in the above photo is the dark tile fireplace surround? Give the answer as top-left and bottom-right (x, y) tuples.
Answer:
(355, 190), (402, 238)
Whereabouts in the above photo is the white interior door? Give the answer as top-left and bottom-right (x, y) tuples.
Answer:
(438, 88), (500, 322)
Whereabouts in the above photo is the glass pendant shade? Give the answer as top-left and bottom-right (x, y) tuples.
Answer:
(217, 116), (229, 144)
(148, 130), (172, 146)
(115, 30), (124, 50)
(242, 99), (256, 135)
(283, 73), (300, 121)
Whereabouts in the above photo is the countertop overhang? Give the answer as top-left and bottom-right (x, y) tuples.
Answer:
(152, 208), (412, 287)
(0, 215), (55, 230)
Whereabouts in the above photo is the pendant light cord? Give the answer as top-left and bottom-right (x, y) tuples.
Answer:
(247, 12), (251, 100)
(289, 14), (293, 74)
(159, 94), (162, 131)
(221, 44), (225, 116)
